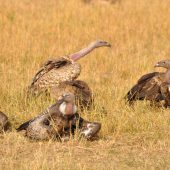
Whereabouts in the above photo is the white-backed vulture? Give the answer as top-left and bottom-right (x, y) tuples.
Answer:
(28, 40), (111, 95)
(125, 60), (170, 107)
(16, 93), (101, 140)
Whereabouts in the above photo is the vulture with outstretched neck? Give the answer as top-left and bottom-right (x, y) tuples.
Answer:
(125, 60), (170, 106)
(16, 93), (101, 140)
(28, 40), (111, 95)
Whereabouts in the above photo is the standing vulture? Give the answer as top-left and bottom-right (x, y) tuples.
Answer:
(28, 40), (111, 95)
(125, 60), (170, 107)
(16, 93), (101, 140)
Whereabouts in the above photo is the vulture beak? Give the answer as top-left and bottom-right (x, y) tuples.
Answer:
(105, 42), (112, 48)
(154, 63), (160, 67)
(154, 61), (167, 68)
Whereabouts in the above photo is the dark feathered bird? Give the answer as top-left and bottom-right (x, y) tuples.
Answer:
(28, 40), (111, 95)
(155, 60), (170, 107)
(17, 93), (101, 140)
(51, 80), (93, 110)
(0, 111), (9, 132)
(125, 60), (170, 106)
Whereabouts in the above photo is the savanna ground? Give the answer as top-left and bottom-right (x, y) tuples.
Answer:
(0, 0), (170, 169)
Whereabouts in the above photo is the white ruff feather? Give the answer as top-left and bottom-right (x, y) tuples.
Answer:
(59, 102), (77, 115)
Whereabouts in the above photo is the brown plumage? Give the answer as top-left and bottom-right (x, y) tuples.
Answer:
(28, 58), (81, 95)
(160, 82), (170, 107)
(0, 111), (9, 132)
(28, 40), (111, 95)
(51, 80), (93, 110)
(17, 93), (101, 140)
(125, 60), (170, 106)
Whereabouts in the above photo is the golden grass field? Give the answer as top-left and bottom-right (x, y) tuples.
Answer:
(0, 0), (170, 169)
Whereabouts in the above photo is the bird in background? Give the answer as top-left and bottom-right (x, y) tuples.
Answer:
(51, 80), (93, 111)
(16, 93), (101, 140)
(125, 60), (170, 107)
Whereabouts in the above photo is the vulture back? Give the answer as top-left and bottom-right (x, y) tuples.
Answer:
(126, 72), (164, 103)
(28, 58), (81, 95)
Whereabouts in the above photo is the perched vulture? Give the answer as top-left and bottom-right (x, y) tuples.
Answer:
(28, 40), (111, 95)
(125, 60), (170, 107)
(16, 93), (101, 140)
(51, 80), (93, 110)
(0, 111), (9, 132)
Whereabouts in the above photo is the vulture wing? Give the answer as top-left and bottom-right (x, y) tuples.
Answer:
(71, 80), (93, 109)
(126, 72), (164, 103)
(51, 80), (92, 110)
(160, 82), (170, 107)
(29, 58), (69, 89)
(16, 119), (32, 131)
(16, 102), (61, 132)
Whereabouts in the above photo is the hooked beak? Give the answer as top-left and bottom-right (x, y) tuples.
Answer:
(104, 42), (112, 47)
(154, 63), (160, 67)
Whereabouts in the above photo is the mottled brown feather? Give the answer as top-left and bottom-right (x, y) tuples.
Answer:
(51, 80), (93, 110)
(0, 111), (9, 132)
(17, 101), (70, 140)
(17, 101), (101, 140)
(126, 72), (165, 103)
(28, 57), (81, 95)
(160, 82), (170, 107)
(30, 59), (68, 86)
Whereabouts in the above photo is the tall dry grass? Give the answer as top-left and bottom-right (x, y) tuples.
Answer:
(0, 0), (170, 169)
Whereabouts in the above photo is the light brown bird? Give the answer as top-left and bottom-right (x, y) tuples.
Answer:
(17, 93), (101, 140)
(125, 60), (170, 107)
(0, 111), (9, 133)
(28, 40), (111, 95)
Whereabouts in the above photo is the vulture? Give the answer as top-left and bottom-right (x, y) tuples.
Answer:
(125, 60), (170, 107)
(16, 93), (101, 140)
(27, 40), (111, 109)
(0, 111), (9, 132)
(28, 40), (111, 95)
(51, 80), (93, 111)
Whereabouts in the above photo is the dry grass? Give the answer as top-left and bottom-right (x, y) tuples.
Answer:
(0, 0), (170, 169)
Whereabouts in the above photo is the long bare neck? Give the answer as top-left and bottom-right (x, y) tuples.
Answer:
(165, 69), (170, 83)
(69, 43), (96, 61)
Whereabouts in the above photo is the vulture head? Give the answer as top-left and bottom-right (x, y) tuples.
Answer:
(58, 92), (75, 103)
(58, 93), (77, 116)
(91, 40), (111, 48)
(69, 40), (111, 61)
(154, 60), (170, 69)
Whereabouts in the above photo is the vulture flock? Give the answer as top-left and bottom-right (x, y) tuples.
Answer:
(1, 40), (169, 141)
